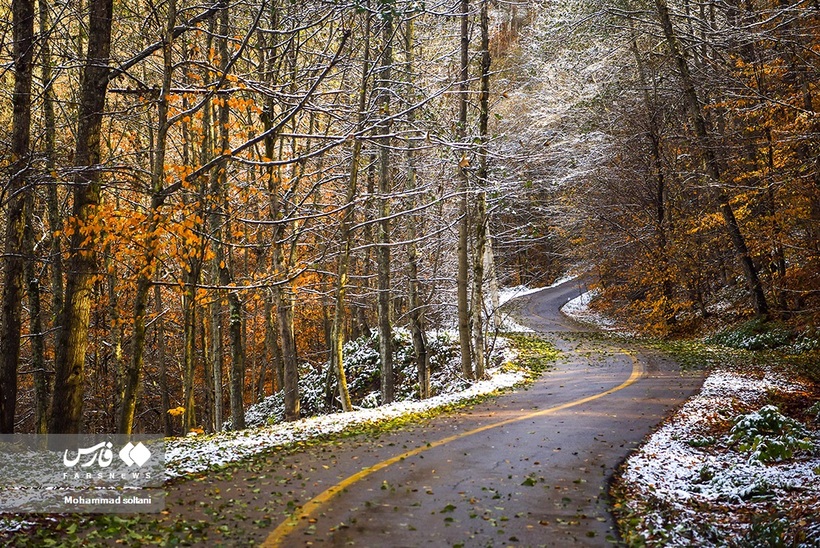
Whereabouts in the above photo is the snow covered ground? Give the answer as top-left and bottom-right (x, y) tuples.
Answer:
(166, 284), (581, 478)
(561, 289), (620, 331)
(618, 370), (820, 546)
(165, 364), (526, 479)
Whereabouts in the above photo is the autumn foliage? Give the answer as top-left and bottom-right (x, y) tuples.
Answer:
(569, 0), (820, 335)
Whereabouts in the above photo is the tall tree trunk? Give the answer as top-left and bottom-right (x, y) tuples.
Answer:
(50, 0), (114, 434)
(376, 16), (395, 404)
(107, 246), (125, 427)
(179, 38), (212, 434)
(182, 277), (198, 433)
(471, 0), (491, 380)
(227, 285), (245, 430)
(264, 153), (300, 422)
(330, 8), (371, 413)
(207, 3), (246, 431)
(277, 283), (299, 421)
(38, 0), (60, 431)
(25, 218), (48, 434)
(456, 0), (473, 380)
(267, 138), (300, 424)
(264, 292), (284, 393)
(0, 0), (34, 434)
(654, 0), (769, 318)
(404, 17), (430, 399)
(39, 0), (63, 326)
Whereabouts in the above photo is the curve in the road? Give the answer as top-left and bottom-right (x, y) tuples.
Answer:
(261, 352), (645, 547)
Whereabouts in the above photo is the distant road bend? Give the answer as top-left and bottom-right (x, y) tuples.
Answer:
(260, 280), (705, 547)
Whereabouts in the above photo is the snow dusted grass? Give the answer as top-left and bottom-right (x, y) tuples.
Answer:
(166, 341), (527, 480)
(616, 368), (820, 546)
(0, 336), (541, 538)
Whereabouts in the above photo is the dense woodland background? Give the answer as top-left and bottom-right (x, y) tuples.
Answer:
(0, 0), (818, 436)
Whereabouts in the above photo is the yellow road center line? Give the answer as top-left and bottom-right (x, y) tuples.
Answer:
(261, 352), (643, 547)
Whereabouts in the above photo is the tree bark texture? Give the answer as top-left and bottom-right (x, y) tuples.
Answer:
(404, 17), (430, 399)
(50, 0), (114, 434)
(377, 16), (395, 404)
(0, 0), (34, 433)
(456, 0), (473, 379)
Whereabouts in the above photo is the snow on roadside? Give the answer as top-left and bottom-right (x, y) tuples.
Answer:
(497, 274), (578, 307)
(620, 369), (820, 545)
(560, 289), (619, 330)
(166, 366), (526, 480)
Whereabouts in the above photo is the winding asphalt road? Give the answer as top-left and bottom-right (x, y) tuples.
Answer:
(253, 280), (705, 547)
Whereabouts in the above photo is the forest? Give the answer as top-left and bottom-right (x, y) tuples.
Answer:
(0, 0), (818, 437)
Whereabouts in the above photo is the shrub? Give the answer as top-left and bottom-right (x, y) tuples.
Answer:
(706, 319), (794, 350)
(730, 405), (815, 463)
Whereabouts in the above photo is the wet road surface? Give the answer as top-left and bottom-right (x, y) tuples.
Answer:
(257, 280), (706, 547)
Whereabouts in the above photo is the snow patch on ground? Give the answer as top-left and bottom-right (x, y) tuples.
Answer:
(497, 285), (545, 307)
(560, 289), (618, 330)
(166, 366), (525, 479)
(497, 275), (578, 307)
(620, 369), (820, 545)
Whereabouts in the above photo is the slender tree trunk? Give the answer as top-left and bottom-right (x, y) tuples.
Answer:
(39, 0), (63, 328)
(227, 286), (245, 430)
(182, 277), (198, 433)
(119, 0), (178, 434)
(208, 3), (246, 431)
(50, 0), (114, 434)
(471, 0), (492, 379)
(36, 0), (59, 432)
(376, 16), (395, 404)
(107, 246), (125, 427)
(0, 0), (34, 434)
(25, 221), (48, 434)
(330, 9), (371, 413)
(264, 158), (300, 423)
(179, 37), (212, 434)
(456, 0), (473, 379)
(264, 292), (284, 393)
(155, 283), (172, 436)
(654, 0), (769, 318)
(277, 283), (300, 421)
(404, 17), (430, 399)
